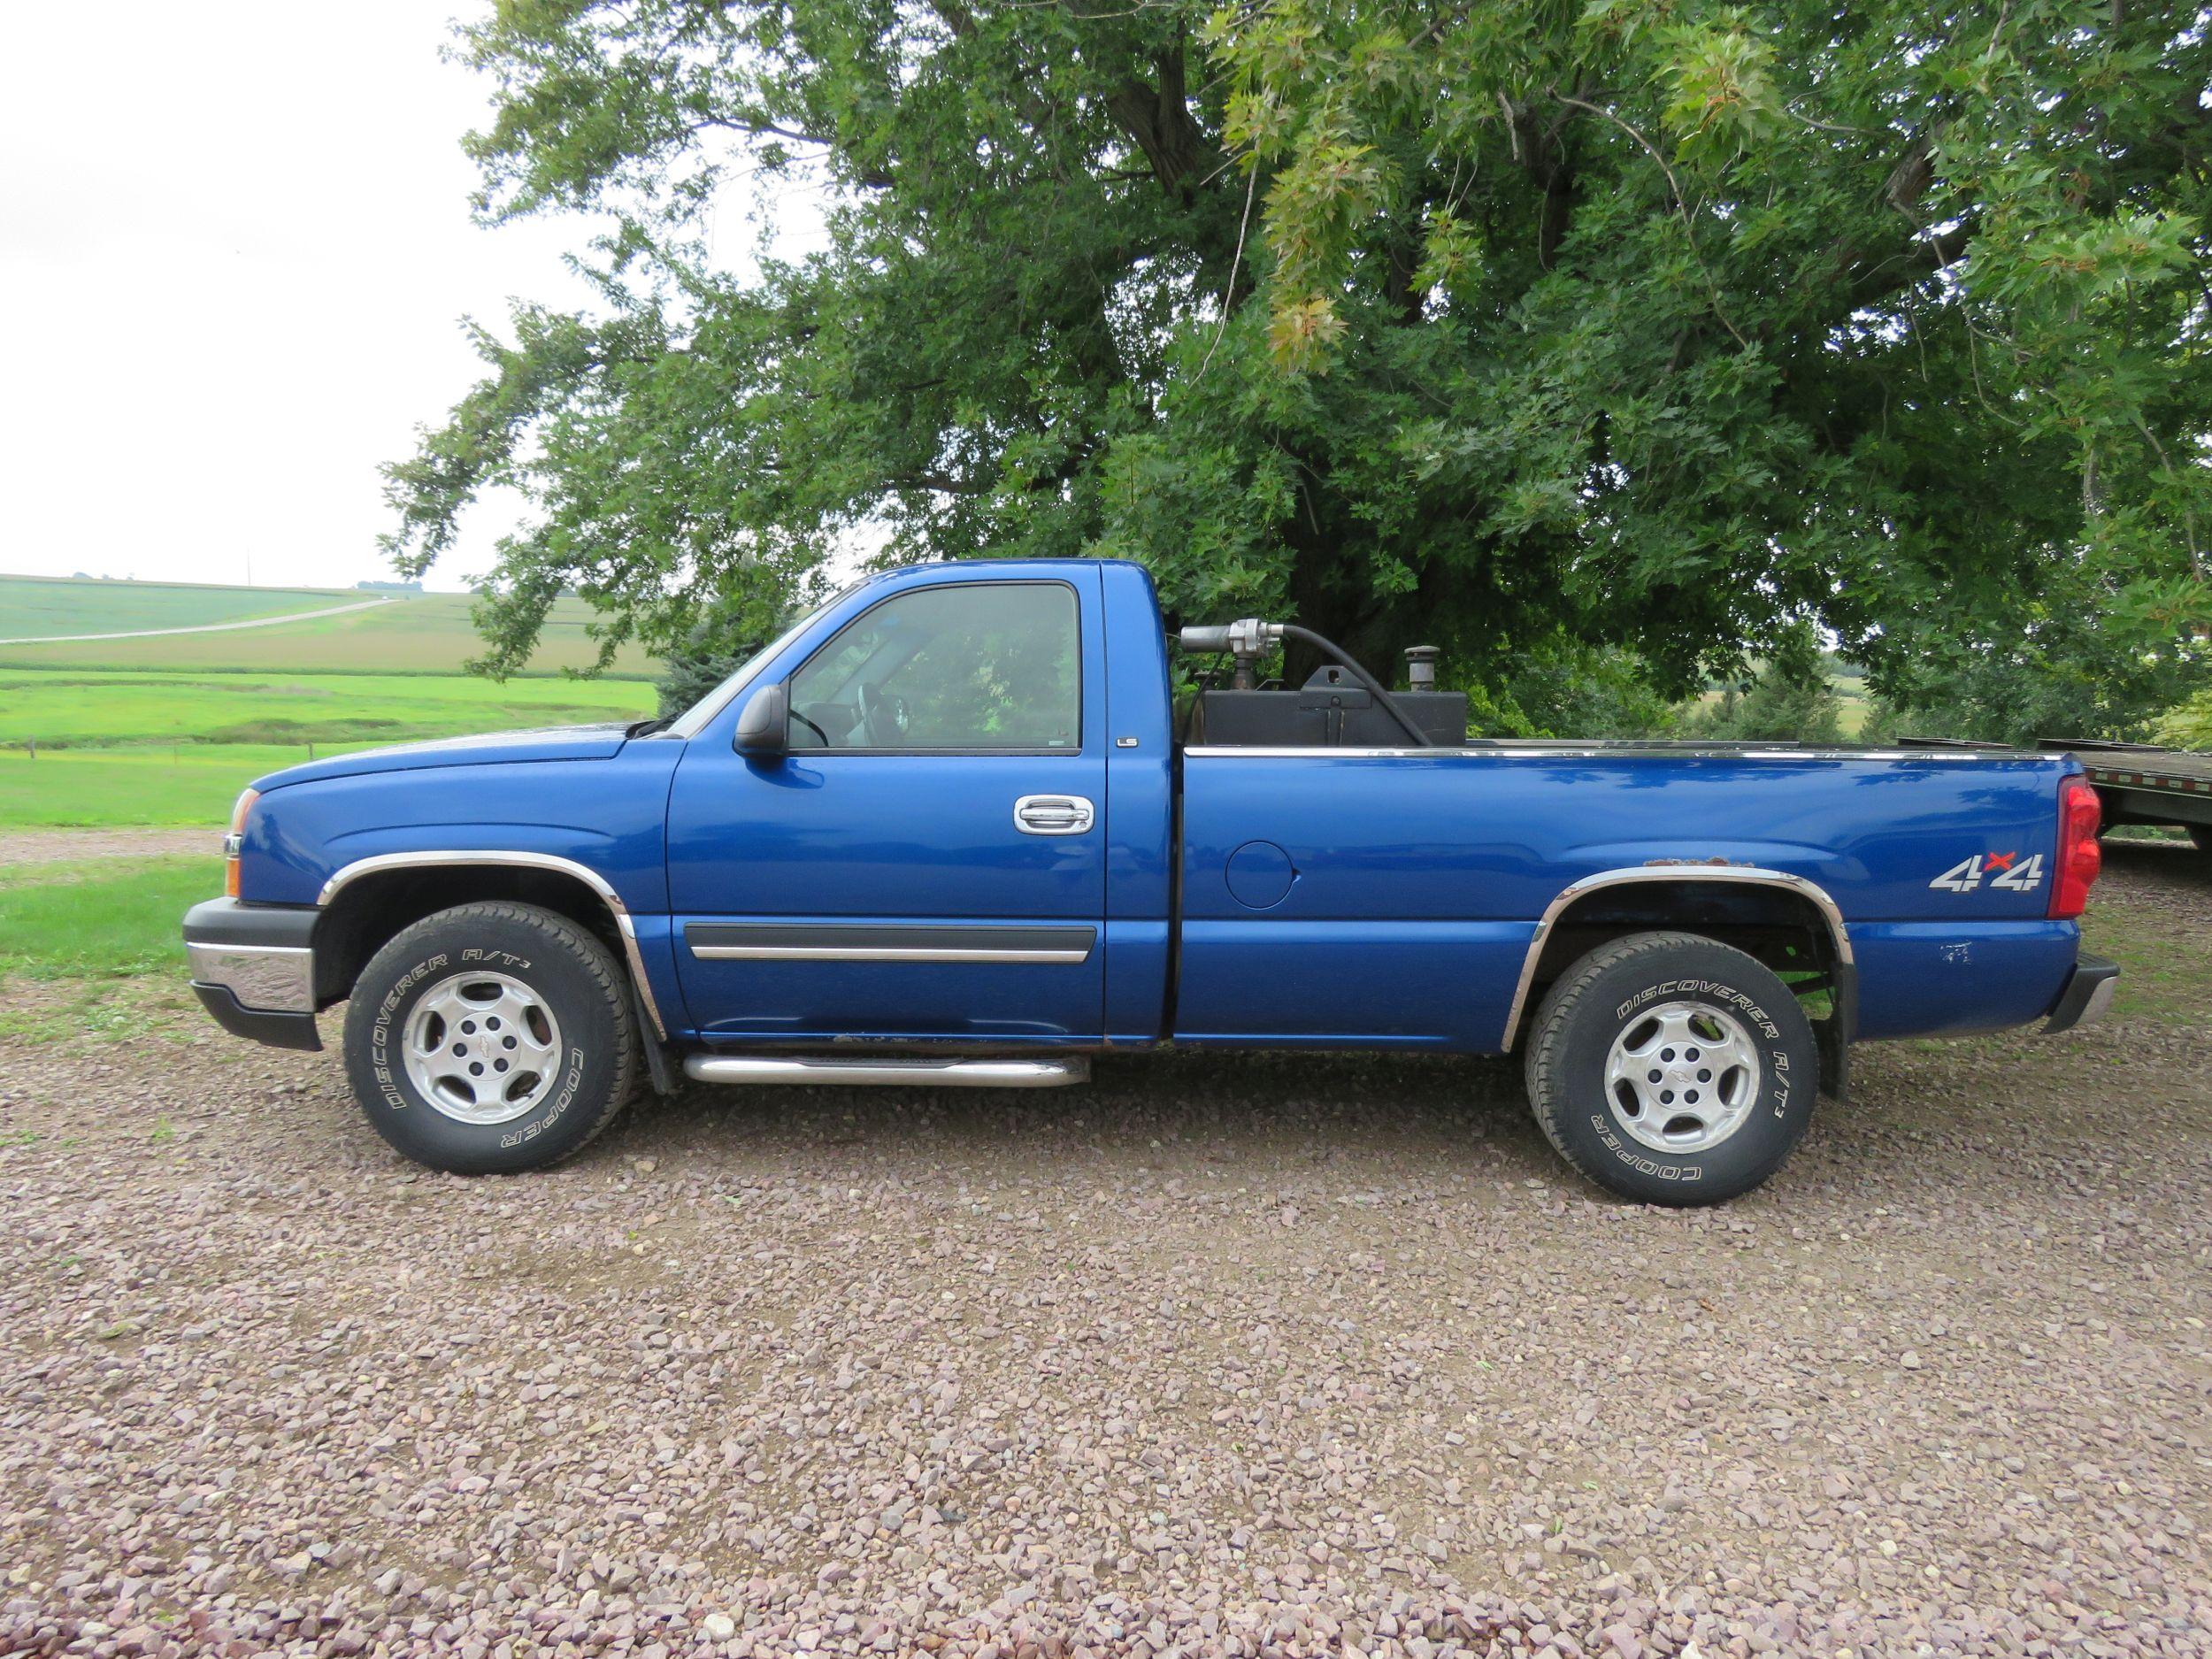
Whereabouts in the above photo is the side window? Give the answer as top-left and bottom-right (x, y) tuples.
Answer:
(787, 582), (1081, 752)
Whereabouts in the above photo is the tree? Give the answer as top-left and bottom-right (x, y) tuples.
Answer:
(388, 0), (2211, 725)
(1682, 631), (1844, 743)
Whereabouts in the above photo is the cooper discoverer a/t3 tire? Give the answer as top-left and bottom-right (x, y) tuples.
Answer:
(342, 902), (639, 1174)
(1524, 931), (1819, 1206)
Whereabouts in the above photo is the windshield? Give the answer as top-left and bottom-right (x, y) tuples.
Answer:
(661, 581), (864, 740)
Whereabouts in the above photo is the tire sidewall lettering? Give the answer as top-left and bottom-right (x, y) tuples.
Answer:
(368, 953), (449, 1111)
(1541, 939), (1820, 1203)
(345, 910), (627, 1174)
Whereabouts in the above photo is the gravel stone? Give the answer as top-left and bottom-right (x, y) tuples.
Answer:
(0, 842), (2207, 1656)
(0, 826), (219, 865)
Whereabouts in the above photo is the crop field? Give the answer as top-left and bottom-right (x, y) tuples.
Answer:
(0, 575), (662, 827)
(0, 667), (657, 827)
(0, 574), (656, 676)
(0, 575), (352, 637)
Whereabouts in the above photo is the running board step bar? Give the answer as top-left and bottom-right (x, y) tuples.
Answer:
(681, 1055), (1089, 1089)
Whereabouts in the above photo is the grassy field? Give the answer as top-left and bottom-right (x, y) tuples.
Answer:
(0, 857), (211, 979)
(1, 657), (660, 833)
(0, 856), (215, 1042)
(0, 576), (352, 637)
(0, 573), (664, 826)
(0, 667), (657, 827)
(0, 575), (657, 676)
(2, 668), (655, 748)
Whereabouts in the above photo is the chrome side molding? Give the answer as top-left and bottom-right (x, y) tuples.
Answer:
(685, 921), (1094, 964)
(682, 1054), (1090, 1088)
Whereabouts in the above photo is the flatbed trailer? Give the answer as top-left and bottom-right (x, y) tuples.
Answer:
(2041, 740), (2212, 849)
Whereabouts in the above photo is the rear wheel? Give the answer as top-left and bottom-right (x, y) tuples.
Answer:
(1524, 932), (1818, 1206)
(342, 902), (639, 1173)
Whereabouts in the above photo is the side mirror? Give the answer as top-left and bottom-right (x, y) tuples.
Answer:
(733, 683), (789, 760)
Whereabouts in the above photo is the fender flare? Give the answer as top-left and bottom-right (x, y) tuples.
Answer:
(1501, 864), (1855, 1053)
(317, 851), (669, 1041)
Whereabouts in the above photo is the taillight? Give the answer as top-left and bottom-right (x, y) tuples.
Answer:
(224, 787), (258, 899)
(2048, 775), (2101, 919)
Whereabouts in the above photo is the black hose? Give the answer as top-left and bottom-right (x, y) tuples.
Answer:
(1278, 624), (1435, 748)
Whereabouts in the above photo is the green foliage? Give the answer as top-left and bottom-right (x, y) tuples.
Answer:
(388, 0), (2212, 726)
(2150, 688), (2212, 750)
(1468, 641), (1681, 740)
(1677, 626), (1840, 742)
(1686, 672), (1844, 745)
(656, 630), (757, 721)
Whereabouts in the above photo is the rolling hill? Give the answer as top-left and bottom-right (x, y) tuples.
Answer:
(0, 574), (657, 677)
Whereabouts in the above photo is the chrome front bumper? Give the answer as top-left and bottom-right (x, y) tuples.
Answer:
(185, 940), (313, 1013)
(181, 898), (322, 1050)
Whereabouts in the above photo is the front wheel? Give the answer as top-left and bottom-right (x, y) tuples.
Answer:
(342, 902), (640, 1173)
(1524, 932), (1819, 1206)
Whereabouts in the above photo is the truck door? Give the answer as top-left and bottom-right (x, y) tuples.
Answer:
(664, 570), (1109, 1043)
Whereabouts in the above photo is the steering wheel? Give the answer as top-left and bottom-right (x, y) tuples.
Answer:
(855, 683), (910, 747)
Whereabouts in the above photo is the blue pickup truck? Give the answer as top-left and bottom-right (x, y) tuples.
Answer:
(182, 558), (2116, 1203)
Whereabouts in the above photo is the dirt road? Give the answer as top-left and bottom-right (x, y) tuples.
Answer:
(1, 849), (2207, 1656)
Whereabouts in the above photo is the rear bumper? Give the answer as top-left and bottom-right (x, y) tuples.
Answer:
(2043, 954), (2119, 1034)
(182, 898), (321, 1051)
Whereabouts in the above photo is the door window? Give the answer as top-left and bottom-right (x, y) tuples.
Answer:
(787, 582), (1081, 752)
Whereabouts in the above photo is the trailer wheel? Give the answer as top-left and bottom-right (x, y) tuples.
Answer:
(342, 902), (640, 1174)
(2192, 826), (2212, 856)
(1524, 932), (1818, 1206)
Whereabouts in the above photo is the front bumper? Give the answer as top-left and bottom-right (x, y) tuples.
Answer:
(181, 897), (322, 1051)
(2043, 953), (2119, 1034)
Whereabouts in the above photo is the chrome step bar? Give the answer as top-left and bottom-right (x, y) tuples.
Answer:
(681, 1054), (1089, 1089)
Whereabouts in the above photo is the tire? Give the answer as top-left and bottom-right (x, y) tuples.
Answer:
(2192, 826), (2211, 855)
(1524, 931), (1819, 1206)
(342, 902), (639, 1174)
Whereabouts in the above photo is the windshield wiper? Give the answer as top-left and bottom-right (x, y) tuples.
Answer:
(625, 717), (672, 739)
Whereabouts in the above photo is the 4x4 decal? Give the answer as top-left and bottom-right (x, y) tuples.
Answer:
(1930, 851), (2044, 894)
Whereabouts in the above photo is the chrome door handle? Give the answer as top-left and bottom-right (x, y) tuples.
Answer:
(1014, 794), (1094, 835)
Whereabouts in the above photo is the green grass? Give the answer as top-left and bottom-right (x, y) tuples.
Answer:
(0, 750), (305, 826)
(0, 667), (656, 749)
(0, 858), (215, 1043)
(0, 668), (660, 826)
(0, 576), (657, 676)
(0, 857), (214, 980)
(2080, 897), (2212, 1027)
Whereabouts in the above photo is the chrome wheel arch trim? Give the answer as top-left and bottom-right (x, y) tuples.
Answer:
(1500, 865), (1854, 1053)
(316, 850), (669, 1041)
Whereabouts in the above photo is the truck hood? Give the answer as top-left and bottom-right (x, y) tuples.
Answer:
(253, 723), (635, 790)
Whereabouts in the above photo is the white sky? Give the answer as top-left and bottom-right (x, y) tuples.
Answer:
(0, 2), (810, 595)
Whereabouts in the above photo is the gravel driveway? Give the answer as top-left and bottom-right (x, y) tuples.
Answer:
(3, 850), (2207, 1658)
(0, 826), (217, 866)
